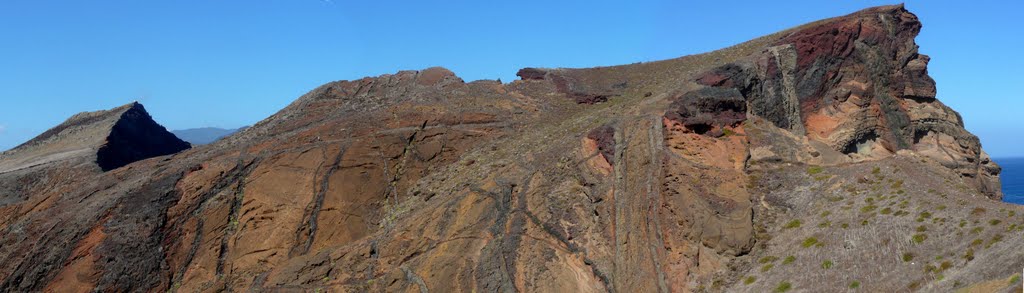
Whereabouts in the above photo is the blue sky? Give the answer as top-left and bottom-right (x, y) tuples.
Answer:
(0, 1), (1021, 157)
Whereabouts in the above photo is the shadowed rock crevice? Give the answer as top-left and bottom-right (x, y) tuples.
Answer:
(665, 87), (747, 137)
(586, 125), (616, 164)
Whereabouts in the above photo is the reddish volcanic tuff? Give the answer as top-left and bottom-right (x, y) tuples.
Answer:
(690, 5), (1000, 198)
(0, 5), (1018, 293)
(586, 124), (616, 164)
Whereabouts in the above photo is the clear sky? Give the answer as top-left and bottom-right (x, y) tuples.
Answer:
(1, 1), (1021, 157)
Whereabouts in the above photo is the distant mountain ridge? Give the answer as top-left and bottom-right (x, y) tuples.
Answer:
(171, 126), (247, 145)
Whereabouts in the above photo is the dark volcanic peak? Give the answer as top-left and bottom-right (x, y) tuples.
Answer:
(0, 101), (189, 173)
(95, 102), (190, 171)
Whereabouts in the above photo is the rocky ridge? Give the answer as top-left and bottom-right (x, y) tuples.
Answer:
(0, 5), (1020, 293)
(0, 101), (190, 173)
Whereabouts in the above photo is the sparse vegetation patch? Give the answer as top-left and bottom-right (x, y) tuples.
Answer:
(774, 281), (792, 293)
(801, 237), (819, 248)
(782, 255), (796, 265)
(911, 234), (927, 244)
(807, 166), (823, 175)
(783, 219), (802, 229)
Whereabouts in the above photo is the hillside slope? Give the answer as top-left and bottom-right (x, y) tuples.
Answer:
(0, 4), (1019, 292)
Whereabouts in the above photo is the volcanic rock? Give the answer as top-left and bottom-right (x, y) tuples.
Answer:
(0, 101), (189, 173)
(0, 5), (1018, 293)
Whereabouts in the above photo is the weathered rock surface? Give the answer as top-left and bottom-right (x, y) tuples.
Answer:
(693, 6), (1001, 199)
(0, 5), (1020, 293)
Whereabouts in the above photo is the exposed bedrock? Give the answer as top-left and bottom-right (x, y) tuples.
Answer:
(0, 4), (1012, 293)
(688, 5), (1001, 198)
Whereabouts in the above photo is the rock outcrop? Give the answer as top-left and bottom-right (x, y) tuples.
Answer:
(0, 101), (189, 173)
(0, 5), (1019, 293)
(96, 103), (192, 170)
(691, 6), (1001, 198)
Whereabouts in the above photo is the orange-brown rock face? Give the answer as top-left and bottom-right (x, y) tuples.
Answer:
(694, 5), (1001, 199)
(0, 4), (1016, 293)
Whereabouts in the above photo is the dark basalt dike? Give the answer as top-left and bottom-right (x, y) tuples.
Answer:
(0, 4), (1020, 293)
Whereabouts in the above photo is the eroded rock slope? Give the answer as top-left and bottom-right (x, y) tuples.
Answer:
(0, 4), (1019, 293)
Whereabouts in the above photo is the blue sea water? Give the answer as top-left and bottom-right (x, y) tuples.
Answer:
(996, 157), (1024, 205)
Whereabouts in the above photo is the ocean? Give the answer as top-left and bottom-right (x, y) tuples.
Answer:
(997, 157), (1024, 205)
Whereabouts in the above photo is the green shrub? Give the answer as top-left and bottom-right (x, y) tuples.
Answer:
(774, 281), (792, 293)
(821, 260), (834, 269)
(801, 237), (819, 248)
(759, 256), (778, 264)
(880, 207), (893, 215)
(820, 211), (831, 217)
(807, 166), (823, 175)
(915, 225), (927, 232)
(989, 219), (1002, 226)
(743, 276), (756, 285)
(871, 167), (880, 174)
(1010, 275), (1021, 285)
(970, 227), (984, 234)
(912, 234), (927, 244)
(840, 223), (849, 229)
(861, 205), (877, 213)
(783, 219), (802, 229)
(849, 281), (860, 289)
(971, 239), (983, 246)
(919, 211), (932, 219)
(818, 221), (831, 228)
(761, 263), (774, 272)
(782, 255), (796, 265)
(902, 252), (914, 262)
